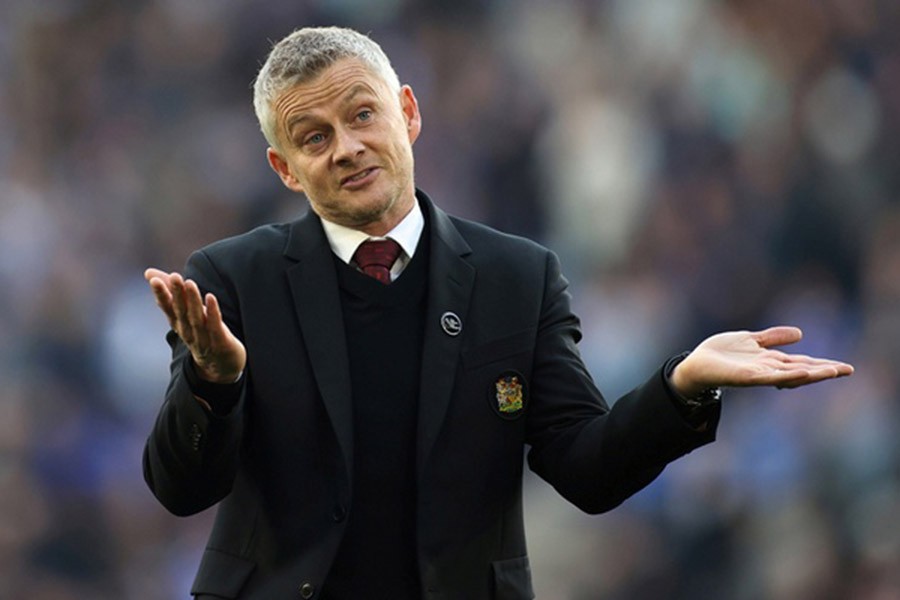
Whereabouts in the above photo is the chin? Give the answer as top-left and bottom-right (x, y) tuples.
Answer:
(324, 199), (391, 229)
(352, 188), (399, 217)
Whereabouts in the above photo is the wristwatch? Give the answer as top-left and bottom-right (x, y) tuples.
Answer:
(677, 384), (723, 409)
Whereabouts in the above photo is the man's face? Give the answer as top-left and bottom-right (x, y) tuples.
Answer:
(266, 59), (422, 236)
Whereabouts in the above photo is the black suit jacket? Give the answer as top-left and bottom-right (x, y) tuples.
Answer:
(144, 190), (719, 599)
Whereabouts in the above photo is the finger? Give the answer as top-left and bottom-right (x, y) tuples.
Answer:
(781, 355), (855, 375)
(146, 270), (177, 317)
(777, 372), (837, 389)
(753, 351), (821, 372)
(751, 326), (803, 349)
(773, 363), (855, 388)
(765, 350), (855, 375)
(144, 267), (172, 284)
(169, 274), (192, 343)
(205, 292), (222, 330)
(777, 353), (829, 365)
(183, 279), (211, 351)
(805, 363), (853, 379)
(147, 277), (177, 324)
(836, 363), (854, 376)
(205, 293), (229, 346)
(148, 277), (173, 305)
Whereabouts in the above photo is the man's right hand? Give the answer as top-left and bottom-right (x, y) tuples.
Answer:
(145, 268), (247, 384)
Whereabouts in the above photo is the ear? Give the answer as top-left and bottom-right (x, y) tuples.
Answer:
(267, 147), (305, 193)
(399, 85), (422, 145)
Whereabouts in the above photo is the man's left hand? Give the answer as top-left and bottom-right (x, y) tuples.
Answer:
(670, 326), (854, 398)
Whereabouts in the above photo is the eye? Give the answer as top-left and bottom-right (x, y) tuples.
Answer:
(305, 132), (326, 146)
(356, 109), (372, 122)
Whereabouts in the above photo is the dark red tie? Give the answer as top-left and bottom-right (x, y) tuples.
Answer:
(352, 239), (402, 284)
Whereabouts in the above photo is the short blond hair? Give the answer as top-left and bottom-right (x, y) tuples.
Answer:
(252, 27), (401, 148)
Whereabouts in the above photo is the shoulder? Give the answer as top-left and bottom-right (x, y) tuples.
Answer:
(448, 214), (554, 266)
(420, 188), (553, 266)
(187, 221), (294, 276)
(435, 213), (565, 296)
(199, 222), (292, 257)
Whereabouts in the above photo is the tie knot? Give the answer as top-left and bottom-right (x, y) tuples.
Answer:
(352, 239), (403, 284)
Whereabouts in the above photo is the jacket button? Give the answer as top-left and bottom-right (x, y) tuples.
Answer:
(190, 424), (202, 451)
(331, 503), (346, 522)
(299, 582), (315, 598)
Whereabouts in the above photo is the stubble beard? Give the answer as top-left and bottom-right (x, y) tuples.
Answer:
(327, 162), (414, 232)
(343, 193), (397, 228)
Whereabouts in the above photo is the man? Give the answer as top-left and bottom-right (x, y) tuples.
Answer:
(143, 27), (852, 600)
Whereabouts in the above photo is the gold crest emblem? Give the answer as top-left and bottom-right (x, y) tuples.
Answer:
(495, 374), (524, 415)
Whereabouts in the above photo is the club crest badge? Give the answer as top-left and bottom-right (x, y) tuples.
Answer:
(440, 311), (462, 336)
(491, 371), (527, 419)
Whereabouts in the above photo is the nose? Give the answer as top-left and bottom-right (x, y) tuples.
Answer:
(332, 125), (365, 166)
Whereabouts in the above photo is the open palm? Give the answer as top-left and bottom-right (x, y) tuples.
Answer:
(670, 326), (854, 397)
(144, 268), (247, 384)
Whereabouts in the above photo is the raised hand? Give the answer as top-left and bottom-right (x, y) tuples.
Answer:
(145, 268), (247, 384)
(670, 326), (854, 398)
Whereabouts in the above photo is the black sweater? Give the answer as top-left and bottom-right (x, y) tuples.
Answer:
(322, 236), (429, 600)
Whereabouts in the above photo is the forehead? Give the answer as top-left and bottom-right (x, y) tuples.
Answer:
(273, 59), (391, 123)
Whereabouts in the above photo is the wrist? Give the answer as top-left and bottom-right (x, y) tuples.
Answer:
(191, 353), (244, 384)
(670, 357), (703, 398)
(195, 364), (243, 385)
(667, 352), (722, 407)
(183, 356), (243, 416)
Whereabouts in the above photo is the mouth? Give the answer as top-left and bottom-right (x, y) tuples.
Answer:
(340, 167), (379, 188)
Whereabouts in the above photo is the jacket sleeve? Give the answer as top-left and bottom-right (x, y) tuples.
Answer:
(143, 249), (246, 517)
(525, 251), (720, 514)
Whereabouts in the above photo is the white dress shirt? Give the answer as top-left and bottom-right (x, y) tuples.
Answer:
(319, 200), (425, 282)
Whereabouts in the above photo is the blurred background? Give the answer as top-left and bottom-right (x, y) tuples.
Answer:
(1, 0), (898, 598)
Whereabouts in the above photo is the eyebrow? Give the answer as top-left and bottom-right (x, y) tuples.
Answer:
(285, 84), (377, 135)
(342, 83), (374, 105)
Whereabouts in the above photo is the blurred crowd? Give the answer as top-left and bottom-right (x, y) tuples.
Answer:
(1, 0), (898, 598)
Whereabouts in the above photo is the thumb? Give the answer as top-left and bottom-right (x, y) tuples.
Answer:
(752, 326), (803, 349)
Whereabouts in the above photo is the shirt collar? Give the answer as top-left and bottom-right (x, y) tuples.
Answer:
(319, 198), (424, 264)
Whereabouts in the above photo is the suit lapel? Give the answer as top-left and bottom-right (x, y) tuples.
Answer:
(284, 211), (354, 479)
(416, 193), (475, 477)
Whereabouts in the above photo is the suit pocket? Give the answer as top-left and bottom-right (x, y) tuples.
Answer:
(492, 555), (535, 600)
(462, 329), (535, 370)
(190, 548), (256, 598)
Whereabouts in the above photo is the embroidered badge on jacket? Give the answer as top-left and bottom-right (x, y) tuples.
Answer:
(491, 372), (526, 419)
